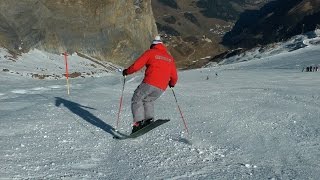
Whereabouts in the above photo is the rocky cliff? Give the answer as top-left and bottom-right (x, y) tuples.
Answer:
(0, 0), (158, 66)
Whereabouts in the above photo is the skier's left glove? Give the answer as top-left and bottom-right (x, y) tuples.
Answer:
(169, 82), (174, 88)
(122, 69), (128, 76)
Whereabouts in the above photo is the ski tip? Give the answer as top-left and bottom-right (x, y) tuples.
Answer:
(180, 138), (192, 145)
(113, 134), (129, 140)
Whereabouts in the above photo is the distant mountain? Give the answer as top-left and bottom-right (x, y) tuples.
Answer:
(151, 0), (273, 68)
(196, 0), (273, 21)
(152, 0), (320, 68)
(223, 0), (320, 48)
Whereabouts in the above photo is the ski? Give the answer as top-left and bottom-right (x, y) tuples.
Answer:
(113, 119), (170, 140)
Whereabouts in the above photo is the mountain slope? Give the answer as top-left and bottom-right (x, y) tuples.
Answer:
(223, 0), (320, 48)
(151, 0), (275, 68)
(152, 0), (320, 68)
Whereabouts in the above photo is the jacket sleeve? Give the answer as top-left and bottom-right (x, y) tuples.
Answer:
(126, 50), (151, 75)
(169, 60), (178, 86)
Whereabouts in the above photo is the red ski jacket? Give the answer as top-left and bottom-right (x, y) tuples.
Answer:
(126, 44), (178, 90)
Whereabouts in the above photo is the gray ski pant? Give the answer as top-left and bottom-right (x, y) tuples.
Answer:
(131, 83), (164, 122)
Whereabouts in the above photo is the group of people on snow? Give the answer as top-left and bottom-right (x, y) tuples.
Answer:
(302, 65), (319, 72)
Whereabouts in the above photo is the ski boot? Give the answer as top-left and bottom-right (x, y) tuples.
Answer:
(142, 118), (154, 126)
(131, 118), (154, 134)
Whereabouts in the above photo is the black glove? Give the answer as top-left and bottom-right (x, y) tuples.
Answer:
(169, 82), (174, 88)
(122, 69), (128, 76)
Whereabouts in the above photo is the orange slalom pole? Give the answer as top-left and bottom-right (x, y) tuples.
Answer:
(64, 52), (70, 95)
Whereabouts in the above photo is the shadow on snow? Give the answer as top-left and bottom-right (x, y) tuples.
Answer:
(54, 97), (118, 137)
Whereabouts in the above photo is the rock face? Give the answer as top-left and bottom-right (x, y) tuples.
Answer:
(0, 0), (158, 66)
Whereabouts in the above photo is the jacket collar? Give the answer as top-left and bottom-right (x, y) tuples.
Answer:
(151, 43), (167, 51)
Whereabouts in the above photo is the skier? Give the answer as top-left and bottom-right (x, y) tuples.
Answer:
(122, 35), (178, 133)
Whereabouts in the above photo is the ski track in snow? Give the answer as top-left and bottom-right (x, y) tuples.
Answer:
(1, 33), (320, 179)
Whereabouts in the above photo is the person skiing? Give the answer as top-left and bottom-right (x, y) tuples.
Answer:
(122, 35), (178, 134)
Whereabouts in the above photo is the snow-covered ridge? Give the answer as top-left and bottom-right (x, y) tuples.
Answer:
(207, 29), (320, 68)
(2, 29), (319, 81)
(0, 49), (121, 79)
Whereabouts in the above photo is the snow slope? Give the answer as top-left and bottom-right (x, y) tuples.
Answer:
(1, 33), (320, 179)
(0, 49), (120, 79)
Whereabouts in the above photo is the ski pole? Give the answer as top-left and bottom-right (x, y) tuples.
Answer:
(171, 87), (189, 134)
(116, 76), (126, 130)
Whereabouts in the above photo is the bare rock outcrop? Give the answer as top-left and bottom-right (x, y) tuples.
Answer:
(0, 0), (158, 66)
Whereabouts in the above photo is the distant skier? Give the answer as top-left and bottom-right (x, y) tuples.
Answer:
(122, 35), (178, 133)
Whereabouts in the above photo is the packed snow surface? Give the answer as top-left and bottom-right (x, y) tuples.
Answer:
(1, 34), (320, 179)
